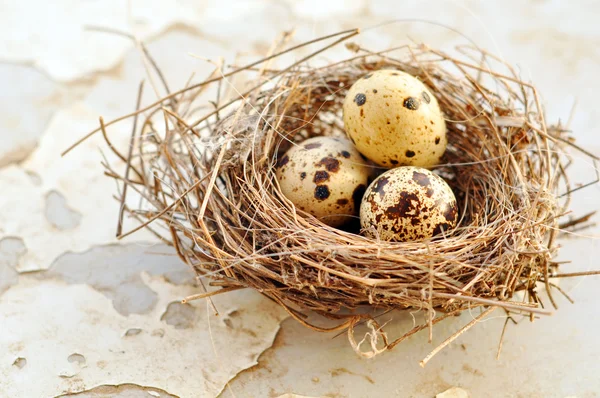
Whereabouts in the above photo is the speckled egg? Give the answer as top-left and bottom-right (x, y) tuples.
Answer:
(276, 136), (372, 227)
(343, 69), (447, 168)
(360, 167), (458, 241)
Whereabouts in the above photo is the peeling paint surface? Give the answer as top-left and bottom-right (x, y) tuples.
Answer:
(44, 243), (195, 316)
(1, 1), (600, 397)
(0, 274), (287, 397)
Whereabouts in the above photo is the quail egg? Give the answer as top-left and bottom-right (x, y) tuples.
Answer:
(343, 69), (447, 168)
(276, 136), (371, 227)
(360, 166), (458, 241)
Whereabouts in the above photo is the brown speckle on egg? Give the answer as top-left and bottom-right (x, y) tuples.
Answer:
(305, 142), (322, 149)
(405, 150), (415, 158)
(341, 150), (351, 158)
(313, 170), (330, 184)
(354, 93), (367, 106)
(412, 171), (430, 187)
(403, 97), (420, 110)
(317, 157), (340, 172)
(314, 185), (330, 201)
(389, 191), (420, 218)
(435, 137), (441, 145)
(443, 203), (458, 222)
(371, 176), (389, 200)
(300, 172), (307, 180)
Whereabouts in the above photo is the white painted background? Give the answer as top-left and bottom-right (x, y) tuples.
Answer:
(1, 1), (599, 397)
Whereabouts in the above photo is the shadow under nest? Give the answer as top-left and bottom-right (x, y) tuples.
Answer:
(76, 29), (597, 361)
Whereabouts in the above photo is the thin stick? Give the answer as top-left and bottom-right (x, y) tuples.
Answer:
(432, 292), (552, 315)
(558, 211), (596, 229)
(496, 315), (511, 360)
(117, 81), (145, 237)
(116, 174), (209, 240)
(181, 286), (244, 303)
(548, 282), (575, 304)
(386, 308), (468, 350)
(420, 306), (496, 367)
(551, 270), (600, 278)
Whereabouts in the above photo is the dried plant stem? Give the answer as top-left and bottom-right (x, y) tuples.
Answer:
(552, 271), (600, 278)
(117, 81), (145, 237)
(420, 306), (496, 367)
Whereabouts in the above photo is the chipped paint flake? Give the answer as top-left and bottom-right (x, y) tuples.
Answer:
(0, 237), (24, 294)
(45, 190), (83, 230)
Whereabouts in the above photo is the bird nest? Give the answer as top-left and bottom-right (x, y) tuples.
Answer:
(68, 29), (596, 363)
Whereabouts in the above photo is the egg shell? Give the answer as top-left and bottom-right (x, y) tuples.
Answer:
(343, 69), (447, 168)
(360, 166), (458, 241)
(276, 136), (372, 227)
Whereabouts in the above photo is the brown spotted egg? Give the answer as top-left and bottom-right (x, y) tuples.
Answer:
(360, 167), (458, 241)
(343, 69), (447, 168)
(276, 136), (371, 227)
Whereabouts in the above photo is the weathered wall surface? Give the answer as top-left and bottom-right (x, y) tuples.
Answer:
(1, 1), (599, 397)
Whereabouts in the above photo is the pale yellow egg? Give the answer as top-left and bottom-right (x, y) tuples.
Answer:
(343, 70), (447, 168)
(276, 136), (371, 227)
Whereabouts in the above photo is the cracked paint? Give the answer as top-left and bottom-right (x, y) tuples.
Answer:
(0, 27), (248, 273)
(0, 103), (156, 272)
(43, 243), (194, 315)
(0, 274), (287, 397)
(160, 302), (197, 329)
